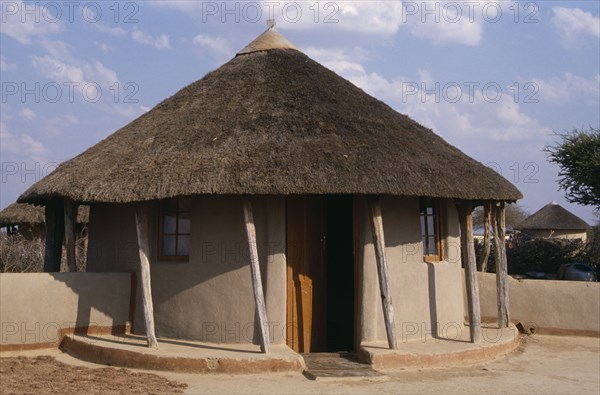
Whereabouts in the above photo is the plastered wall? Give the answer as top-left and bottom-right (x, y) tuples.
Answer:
(475, 272), (600, 336)
(86, 196), (287, 344)
(359, 196), (467, 344)
(0, 273), (132, 347)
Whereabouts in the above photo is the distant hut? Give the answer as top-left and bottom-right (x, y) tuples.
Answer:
(0, 203), (89, 240)
(19, 28), (521, 353)
(0, 203), (46, 239)
(518, 202), (590, 242)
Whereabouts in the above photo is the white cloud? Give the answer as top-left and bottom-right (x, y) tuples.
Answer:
(276, 1), (482, 44)
(132, 29), (171, 49)
(43, 113), (79, 136)
(92, 23), (128, 37)
(1, 1), (60, 44)
(552, 7), (600, 43)
(39, 39), (75, 62)
(532, 73), (600, 104)
(31, 40), (121, 108)
(193, 35), (232, 58)
(94, 41), (113, 53)
(20, 134), (48, 157)
(149, 1), (199, 13)
(32, 40), (119, 86)
(0, 121), (49, 162)
(335, 1), (405, 34)
(0, 55), (17, 71)
(406, 12), (483, 46)
(31, 54), (85, 83)
(307, 46), (547, 142)
(19, 108), (36, 120)
(251, 1), (404, 35)
(151, 0), (483, 45)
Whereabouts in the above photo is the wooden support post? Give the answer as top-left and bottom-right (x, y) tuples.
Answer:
(243, 201), (270, 354)
(478, 202), (492, 272)
(134, 204), (158, 349)
(493, 202), (510, 328)
(458, 202), (481, 343)
(43, 199), (65, 272)
(64, 199), (78, 272)
(367, 196), (398, 350)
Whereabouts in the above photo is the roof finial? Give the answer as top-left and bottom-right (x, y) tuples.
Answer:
(267, 19), (276, 29)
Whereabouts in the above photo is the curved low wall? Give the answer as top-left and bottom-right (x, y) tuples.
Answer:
(475, 272), (600, 336)
(0, 272), (133, 350)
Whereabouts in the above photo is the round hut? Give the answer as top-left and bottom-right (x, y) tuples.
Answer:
(0, 202), (89, 240)
(518, 202), (590, 241)
(19, 27), (521, 353)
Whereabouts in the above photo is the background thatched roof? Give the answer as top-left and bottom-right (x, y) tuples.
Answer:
(19, 29), (521, 205)
(0, 203), (89, 227)
(518, 202), (590, 230)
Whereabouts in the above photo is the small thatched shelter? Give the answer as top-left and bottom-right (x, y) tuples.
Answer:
(0, 203), (88, 239)
(518, 202), (590, 241)
(19, 27), (520, 354)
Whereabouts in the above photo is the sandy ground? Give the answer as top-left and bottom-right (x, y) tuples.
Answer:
(0, 355), (186, 395)
(1, 335), (599, 394)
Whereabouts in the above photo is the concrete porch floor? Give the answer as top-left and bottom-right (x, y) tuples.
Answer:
(57, 323), (520, 374)
(60, 333), (305, 374)
(359, 323), (521, 370)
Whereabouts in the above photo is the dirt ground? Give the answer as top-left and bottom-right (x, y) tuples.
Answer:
(0, 355), (186, 395)
(1, 335), (598, 395)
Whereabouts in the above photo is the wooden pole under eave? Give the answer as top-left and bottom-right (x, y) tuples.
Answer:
(134, 204), (158, 349)
(493, 202), (510, 328)
(367, 196), (398, 350)
(478, 202), (492, 272)
(64, 199), (78, 272)
(243, 201), (270, 354)
(458, 202), (481, 343)
(43, 199), (65, 272)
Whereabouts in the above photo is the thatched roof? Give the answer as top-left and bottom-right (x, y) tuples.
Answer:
(518, 202), (590, 231)
(18, 28), (521, 205)
(0, 203), (89, 227)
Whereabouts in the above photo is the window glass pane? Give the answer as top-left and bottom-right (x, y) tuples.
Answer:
(164, 215), (177, 233)
(427, 215), (435, 234)
(163, 235), (177, 256)
(428, 236), (437, 255)
(177, 236), (190, 256)
(427, 206), (433, 216)
(422, 236), (427, 255)
(178, 213), (191, 234)
(420, 214), (426, 237)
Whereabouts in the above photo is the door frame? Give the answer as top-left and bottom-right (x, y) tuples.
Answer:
(285, 195), (358, 353)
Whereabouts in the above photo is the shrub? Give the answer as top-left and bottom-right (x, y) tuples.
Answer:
(0, 233), (44, 273)
(0, 231), (87, 273)
(475, 231), (594, 276)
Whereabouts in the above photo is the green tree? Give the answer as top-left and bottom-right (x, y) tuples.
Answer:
(544, 128), (600, 208)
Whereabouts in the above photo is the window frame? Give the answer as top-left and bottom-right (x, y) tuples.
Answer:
(420, 198), (442, 262)
(158, 197), (191, 262)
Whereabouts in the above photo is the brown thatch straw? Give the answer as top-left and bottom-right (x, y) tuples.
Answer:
(518, 202), (590, 231)
(0, 203), (89, 227)
(18, 29), (521, 205)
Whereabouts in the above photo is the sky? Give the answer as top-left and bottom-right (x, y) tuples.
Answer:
(1, 0), (599, 224)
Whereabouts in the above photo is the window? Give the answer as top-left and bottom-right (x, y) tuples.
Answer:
(420, 198), (441, 261)
(159, 197), (191, 261)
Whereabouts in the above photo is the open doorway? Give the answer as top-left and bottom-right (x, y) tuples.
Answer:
(286, 195), (355, 353)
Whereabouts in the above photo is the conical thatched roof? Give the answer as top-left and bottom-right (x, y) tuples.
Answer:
(0, 203), (89, 227)
(518, 202), (590, 231)
(18, 28), (521, 205)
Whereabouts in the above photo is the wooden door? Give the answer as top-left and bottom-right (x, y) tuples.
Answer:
(286, 196), (327, 353)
